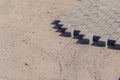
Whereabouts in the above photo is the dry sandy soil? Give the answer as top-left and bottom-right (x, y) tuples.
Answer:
(0, 0), (120, 80)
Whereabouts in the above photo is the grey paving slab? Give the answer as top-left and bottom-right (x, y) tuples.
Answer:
(97, 34), (111, 47)
(107, 33), (120, 46)
(105, 22), (120, 35)
(80, 31), (94, 44)
(114, 38), (120, 49)
(114, 27), (120, 34)
(52, 0), (120, 50)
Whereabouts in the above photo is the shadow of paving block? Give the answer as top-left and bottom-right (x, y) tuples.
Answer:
(92, 29), (104, 42)
(93, 35), (101, 42)
(60, 31), (72, 37)
(107, 33), (120, 46)
(73, 30), (80, 39)
(97, 34), (111, 47)
(118, 77), (120, 80)
(60, 27), (67, 33)
(56, 27), (67, 33)
(78, 31), (94, 44)
(114, 38), (120, 50)
(51, 20), (61, 25)
(53, 24), (63, 29)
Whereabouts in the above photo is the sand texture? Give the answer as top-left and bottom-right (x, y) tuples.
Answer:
(0, 0), (119, 80)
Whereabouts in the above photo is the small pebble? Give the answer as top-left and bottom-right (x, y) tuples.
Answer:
(25, 63), (29, 66)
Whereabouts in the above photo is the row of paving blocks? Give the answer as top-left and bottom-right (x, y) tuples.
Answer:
(51, 20), (120, 50)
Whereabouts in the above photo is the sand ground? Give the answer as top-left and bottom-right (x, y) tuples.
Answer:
(0, 0), (120, 80)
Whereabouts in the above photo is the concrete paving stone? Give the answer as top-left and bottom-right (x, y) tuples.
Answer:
(92, 29), (106, 42)
(62, 0), (92, 16)
(97, 34), (111, 47)
(110, 21), (120, 28)
(105, 28), (116, 35)
(86, 15), (105, 29)
(82, 15), (106, 30)
(114, 17), (120, 23)
(103, 19), (117, 30)
(105, 22), (120, 35)
(58, 0), (118, 23)
(114, 38), (120, 49)
(52, 0), (120, 50)
(58, 1), (100, 24)
(88, 14), (103, 23)
(92, 19), (110, 34)
(82, 22), (97, 32)
(114, 27), (120, 34)
(109, 13), (120, 20)
(78, 30), (89, 39)
(114, 9), (120, 14)
(79, 0), (94, 6)
(80, 31), (94, 44)
(56, 5), (81, 21)
(62, 4), (103, 25)
(98, 14), (120, 32)
(77, 15), (104, 31)
(107, 33), (120, 46)
(93, 14), (120, 37)
(60, 24), (75, 37)
(93, 16), (114, 42)
(77, 24), (90, 32)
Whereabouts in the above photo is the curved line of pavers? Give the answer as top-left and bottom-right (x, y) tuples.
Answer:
(51, 20), (120, 50)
